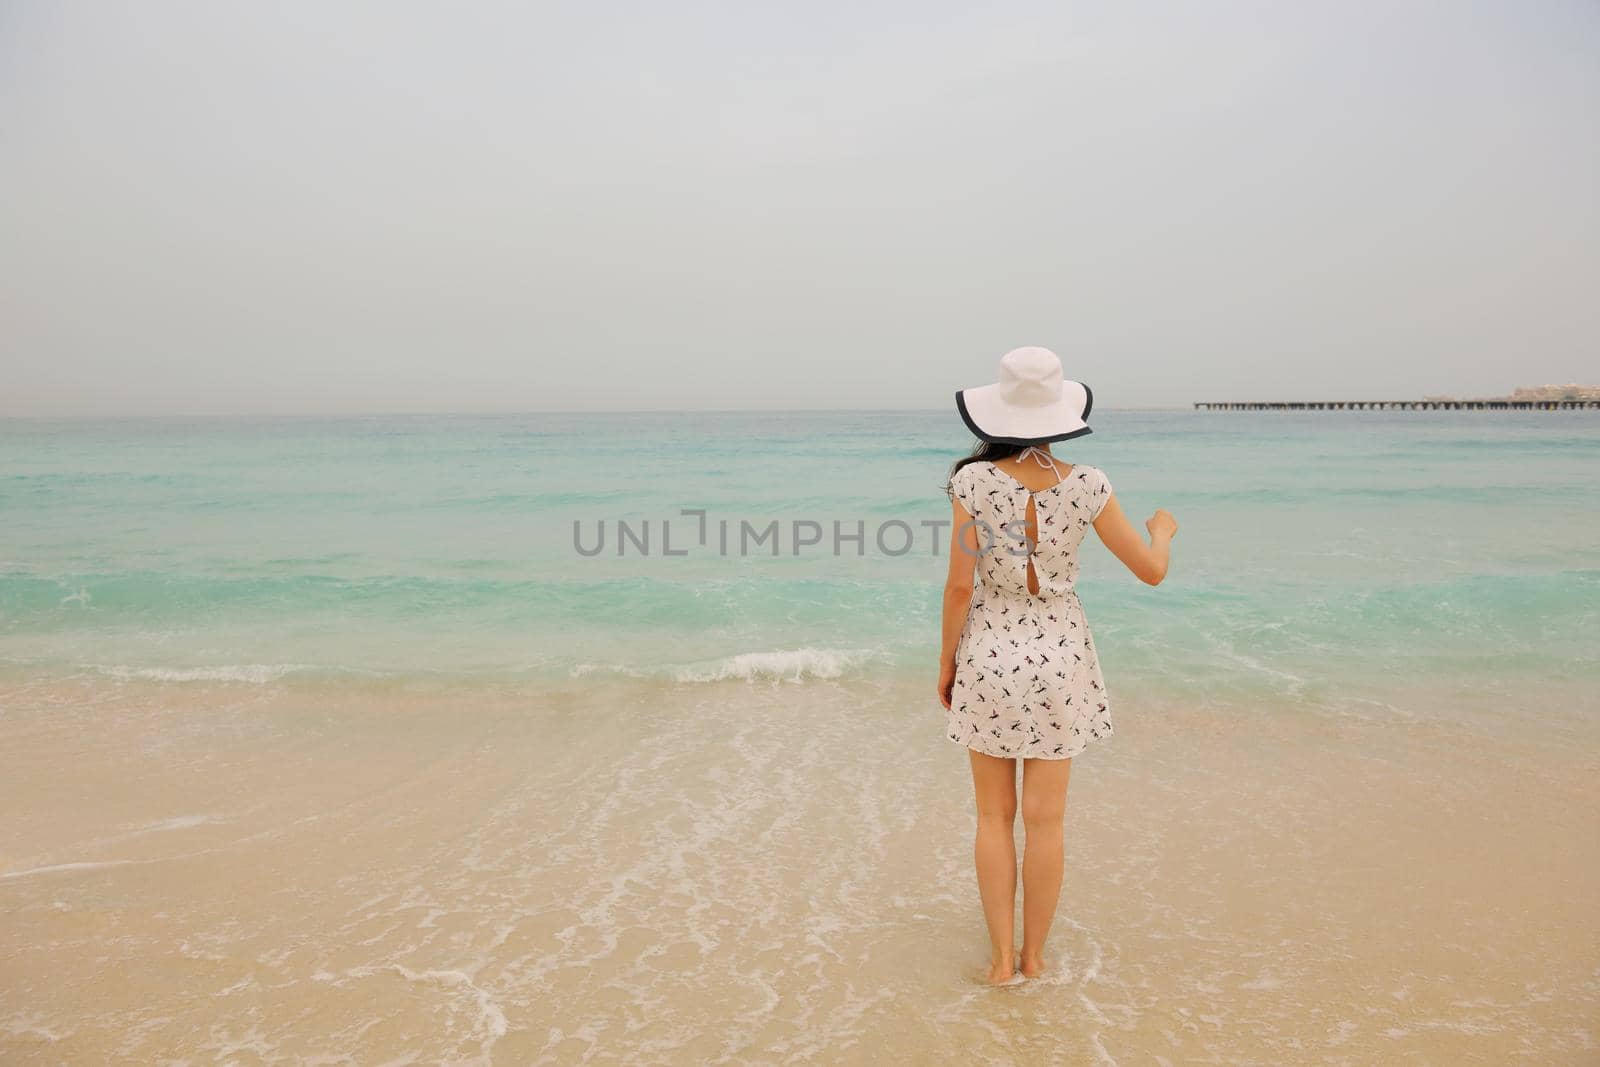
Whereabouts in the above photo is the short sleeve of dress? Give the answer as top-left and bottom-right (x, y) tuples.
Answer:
(949, 464), (980, 517)
(1089, 466), (1113, 521)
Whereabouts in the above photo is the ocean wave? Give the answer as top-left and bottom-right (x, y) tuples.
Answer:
(571, 647), (889, 684)
(86, 663), (321, 685)
(65, 648), (900, 688)
(0, 571), (937, 632)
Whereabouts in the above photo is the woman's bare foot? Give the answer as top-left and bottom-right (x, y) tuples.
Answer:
(1019, 952), (1047, 978)
(986, 951), (1020, 985)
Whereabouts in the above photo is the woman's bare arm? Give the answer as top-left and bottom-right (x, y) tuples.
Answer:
(1092, 493), (1177, 586)
(937, 495), (982, 708)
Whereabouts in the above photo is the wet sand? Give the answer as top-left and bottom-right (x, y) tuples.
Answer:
(2, 675), (1596, 1064)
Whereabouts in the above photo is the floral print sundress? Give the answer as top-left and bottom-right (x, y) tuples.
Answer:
(946, 458), (1115, 760)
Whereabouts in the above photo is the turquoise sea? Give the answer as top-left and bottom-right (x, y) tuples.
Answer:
(2, 409), (1597, 719)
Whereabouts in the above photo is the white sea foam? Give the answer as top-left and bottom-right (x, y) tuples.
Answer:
(672, 646), (884, 682)
(569, 646), (887, 684)
(0, 859), (140, 881)
(143, 814), (218, 832)
(86, 664), (313, 685)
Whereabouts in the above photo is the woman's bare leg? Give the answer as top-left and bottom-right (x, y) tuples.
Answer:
(1019, 756), (1072, 977)
(967, 749), (1020, 983)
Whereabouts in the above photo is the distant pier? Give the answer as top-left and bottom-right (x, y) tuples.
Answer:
(1194, 399), (1600, 411)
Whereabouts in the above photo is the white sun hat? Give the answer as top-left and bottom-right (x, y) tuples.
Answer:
(956, 346), (1094, 445)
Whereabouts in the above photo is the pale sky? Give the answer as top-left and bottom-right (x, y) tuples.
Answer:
(2, 1), (1596, 415)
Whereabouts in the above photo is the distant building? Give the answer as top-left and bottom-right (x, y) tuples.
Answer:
(1510, 384), (1600, 402)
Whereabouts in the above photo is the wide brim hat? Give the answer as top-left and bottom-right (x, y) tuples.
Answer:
(956, 346), (1094, 445)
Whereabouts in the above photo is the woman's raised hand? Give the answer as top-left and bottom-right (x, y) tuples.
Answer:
(1146, 508), (1178, 540)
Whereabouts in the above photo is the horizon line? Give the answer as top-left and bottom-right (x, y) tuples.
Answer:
(0, 405), (1198, 420)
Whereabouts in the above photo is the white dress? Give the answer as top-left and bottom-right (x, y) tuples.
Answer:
(946, 459), (1115, 760)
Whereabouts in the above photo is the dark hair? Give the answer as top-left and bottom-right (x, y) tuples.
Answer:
(944, 439), (1035, 498)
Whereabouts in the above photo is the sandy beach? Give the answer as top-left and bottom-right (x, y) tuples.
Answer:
(3, 673), (1595, 1064)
